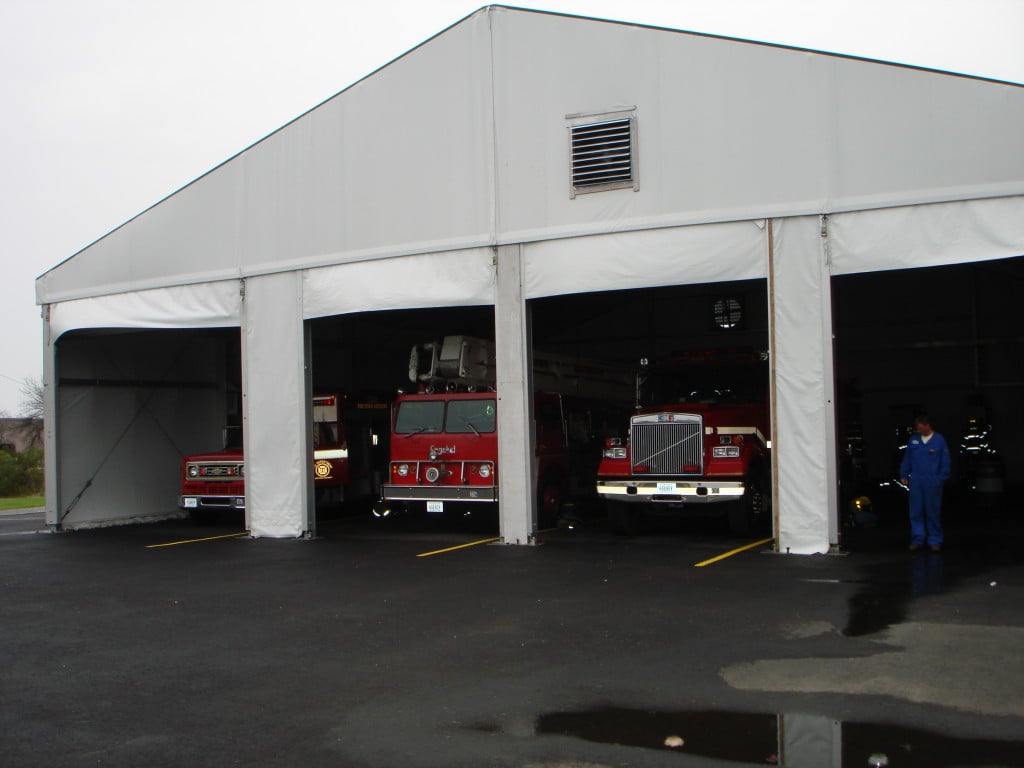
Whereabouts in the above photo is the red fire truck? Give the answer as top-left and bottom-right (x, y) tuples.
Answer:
(374, 336), (630, 525)
(596, 350), (772, 535)
(179, 394), (350, 522)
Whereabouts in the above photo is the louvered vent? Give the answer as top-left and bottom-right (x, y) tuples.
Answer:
(570, 117), (635, 195)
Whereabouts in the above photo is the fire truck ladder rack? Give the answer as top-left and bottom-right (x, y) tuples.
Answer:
(409, 335), (632, 401)
(409, 336), (495, 392)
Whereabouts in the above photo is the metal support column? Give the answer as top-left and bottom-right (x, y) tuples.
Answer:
(494, 243), (537, 545)
(769, 216), (839, 554)
(241, 272), (314, 538)
(41, 307), (60, 530)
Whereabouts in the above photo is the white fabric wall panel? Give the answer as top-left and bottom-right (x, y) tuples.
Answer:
(54, 332), (227, 528)
(243, 272), (311, 538)
(48, 281), (242, 339)
(302, 248), (495, 319)
(831, 68), (1024, 212)
(491, 9), (830, 242)
(238, 12), (494, 276)
(770, 216), (835, 555)
(489, 8), (1024, 244)
(57, 386), (219, 528)
(829, 196), (1024, 276)
(522, 219), (766, 299)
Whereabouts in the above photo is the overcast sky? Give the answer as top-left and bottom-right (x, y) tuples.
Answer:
(1, 0), (1022, 414)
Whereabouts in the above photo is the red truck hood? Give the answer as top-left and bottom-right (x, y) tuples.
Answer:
(389, 433), (497, 463)
(184, 449), (244, 462)
(635, 402), (768, 429)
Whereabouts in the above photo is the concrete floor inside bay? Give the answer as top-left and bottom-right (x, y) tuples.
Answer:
(2, 501), (1022, 768)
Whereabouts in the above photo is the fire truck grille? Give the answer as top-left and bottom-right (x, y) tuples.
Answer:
(631, 420), (703, 476)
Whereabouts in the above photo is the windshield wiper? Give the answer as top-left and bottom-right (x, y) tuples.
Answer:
(402, 426), (438, 438)
(457, 416), (480, 437)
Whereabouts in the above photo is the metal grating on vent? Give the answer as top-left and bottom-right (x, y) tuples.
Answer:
(570, 117), (635, 194)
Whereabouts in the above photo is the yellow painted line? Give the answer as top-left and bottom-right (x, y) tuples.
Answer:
(416, 536), (500, 558)
(694, 537), (774, 567)
(146, 531), (249, 549)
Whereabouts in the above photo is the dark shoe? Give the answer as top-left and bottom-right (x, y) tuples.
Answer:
(930, 544), (941, 552)
(908, 544), (922, 551)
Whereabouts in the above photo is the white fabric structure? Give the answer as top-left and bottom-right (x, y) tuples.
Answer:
(242, 272), (312, 537)
(37, 7), (1024, 552)
(302, 248), (496, 319)
(522, 220), (767, 299)
(770, 217), (838, 554)
(829, 195), (1024, 276)
(45, 330), (234, 528)
(48, 281), (242, 337)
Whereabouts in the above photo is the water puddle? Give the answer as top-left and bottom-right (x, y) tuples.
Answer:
(843, 551), (949, 637)
(534, 707), (1024, 766)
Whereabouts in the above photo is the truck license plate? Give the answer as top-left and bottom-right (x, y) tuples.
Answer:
(426, 501), (444, 514)
(656, 482), (676, 494)
(183, 497), (198, 508)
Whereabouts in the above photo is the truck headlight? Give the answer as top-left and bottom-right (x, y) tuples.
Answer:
(478, 463), (492, 478)
(713, 446), (741, 458)
(395, 464), (409, 477)
(602, 447), (627, 459)
(187, 465), (199, 478)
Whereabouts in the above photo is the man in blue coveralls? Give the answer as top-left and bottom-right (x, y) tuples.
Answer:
(899, 415), (951, 552)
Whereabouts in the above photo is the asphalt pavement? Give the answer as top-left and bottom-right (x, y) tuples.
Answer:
(0, 506), (47, 537)
(1, 500), (1023, 767)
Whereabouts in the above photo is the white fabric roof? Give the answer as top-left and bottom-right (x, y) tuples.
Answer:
(36, 6), (1024, 310)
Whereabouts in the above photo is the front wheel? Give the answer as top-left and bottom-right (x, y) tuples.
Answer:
(537, 475), (565, 529)
(727, 473), (771, 536)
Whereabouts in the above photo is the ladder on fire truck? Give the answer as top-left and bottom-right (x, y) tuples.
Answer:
(409, 335), (633, 403)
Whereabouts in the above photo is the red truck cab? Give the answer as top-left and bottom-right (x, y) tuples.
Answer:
(381, 391), (499, 509)
(179, 394), (349, 521)
(596, 350), (772, 535)
(375, 336), (630, 526)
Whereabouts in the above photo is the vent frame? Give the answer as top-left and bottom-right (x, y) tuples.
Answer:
(567, 108), (639, 199)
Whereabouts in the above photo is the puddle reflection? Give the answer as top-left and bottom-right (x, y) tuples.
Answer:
(844, 551), (948, 636)
(911, 550), (945, 595)
(535, 706), (1024, 766)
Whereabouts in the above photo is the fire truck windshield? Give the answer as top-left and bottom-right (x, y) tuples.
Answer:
(312, 421), (339, 448)
(446, 399), (496, 435)
(395, 400), (445, 435)
(395, 398), (497, 436)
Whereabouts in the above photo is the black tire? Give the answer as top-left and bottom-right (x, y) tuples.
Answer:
(607, 501), (640, 536)
(537, 475), (565, 529)
(728, 471), (771, 536)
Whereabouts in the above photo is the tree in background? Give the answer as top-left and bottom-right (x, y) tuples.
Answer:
(0, 447), (44, 496)
(18, 376), (44, 448)
(0, 378), (45, 496)
(0, 409), (13, 451)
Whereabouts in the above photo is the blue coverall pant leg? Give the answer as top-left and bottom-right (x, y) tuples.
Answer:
(908, 479), (943, 546)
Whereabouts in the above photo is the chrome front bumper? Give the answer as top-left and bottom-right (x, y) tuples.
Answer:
(381, 484), (497, 503)
(596, 479), (744, 504)
(179, 495), (246, 511)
